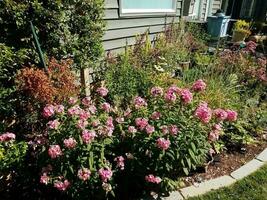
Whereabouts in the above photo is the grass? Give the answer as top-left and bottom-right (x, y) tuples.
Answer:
(188, 164), (267, 200)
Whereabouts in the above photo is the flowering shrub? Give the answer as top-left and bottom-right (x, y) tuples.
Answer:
(0, 132), (27, 172)
(36, 81), (237, 199)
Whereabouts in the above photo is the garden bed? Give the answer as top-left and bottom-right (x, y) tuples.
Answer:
(182, 139), (267, 187)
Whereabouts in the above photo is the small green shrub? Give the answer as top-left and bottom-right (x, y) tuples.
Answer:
(0, 0), (105, 70)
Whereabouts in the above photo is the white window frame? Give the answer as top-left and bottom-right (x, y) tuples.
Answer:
(187, 0), (202, 20)
(119, 0), (177, 17)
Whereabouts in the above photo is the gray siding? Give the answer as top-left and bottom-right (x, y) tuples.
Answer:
(212, 0), (222, 14)
(103, 0), (183, 53)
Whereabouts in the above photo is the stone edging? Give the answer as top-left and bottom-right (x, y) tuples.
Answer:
(163, 148), (267, 200)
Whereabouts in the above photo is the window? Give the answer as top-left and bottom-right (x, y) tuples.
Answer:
(188, 0), (201, 20)
(119, 0), (177, 17)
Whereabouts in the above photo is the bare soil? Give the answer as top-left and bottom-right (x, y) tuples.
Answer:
(182, 139), (267, 187)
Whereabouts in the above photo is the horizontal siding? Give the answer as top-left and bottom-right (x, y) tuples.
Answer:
(212, 0), (221, 13)
(103, 0), (182, 53)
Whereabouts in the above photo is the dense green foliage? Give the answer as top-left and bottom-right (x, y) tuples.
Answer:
(0, 0), (105, 69)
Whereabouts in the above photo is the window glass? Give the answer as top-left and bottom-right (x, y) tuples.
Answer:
(120, 0), (177, 16)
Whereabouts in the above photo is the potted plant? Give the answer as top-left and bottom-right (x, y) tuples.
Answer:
(232, 20), (251, 42)
(176, 47), (191, 71)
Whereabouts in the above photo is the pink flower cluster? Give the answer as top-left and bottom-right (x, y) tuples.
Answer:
(101, 102), (111, 112)
(194, 102), (212, 123)
(164, 90), (177, 103)
(213, 109), (228, 121)
(135, 118), (149, 131)
(128, 126), (137, 133)
(160, 125), (179, 135)
(0, 132), (16, 142)
(82, 97), (91, 106)
(134, 96), (147, 109)
(145, 174), (162, 184)
(78, 168), (91, 181)
(63, 137), (77, 149)
(97, 86), (109, 97)
(47, 119), (60, 130)
(151, 111), (161, 120)
(40, 173), (50, 185)
(43, 104), (65, 118)
(114, 156), (125, 170)
(156, 138), (171, 150)
(226, 110), (238, 121)
(209, 123), (222, 141)
(54, 179), (70, 191)
(43, 105), (55, 118)
(150, 86), (164, 97)
(180, 89), (193, 104)
(192, 79), (206, 92)
(145, 124), (155, 135)
(69, 97), (78, 105)
(68, 105), (82, 116)
(98, 167), (113, 182)
(82, 130), (96, 144)
(48, 145), (62, 159)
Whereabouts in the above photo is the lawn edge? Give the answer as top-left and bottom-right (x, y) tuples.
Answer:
(161, 147), (267, 200)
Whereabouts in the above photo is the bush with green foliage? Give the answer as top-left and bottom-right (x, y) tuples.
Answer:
(0, 0), (105, 70)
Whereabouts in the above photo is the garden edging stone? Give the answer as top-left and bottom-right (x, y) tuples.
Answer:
(157, 147), (267, 200)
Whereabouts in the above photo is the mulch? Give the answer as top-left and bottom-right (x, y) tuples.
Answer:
(182, 138), (267, 187)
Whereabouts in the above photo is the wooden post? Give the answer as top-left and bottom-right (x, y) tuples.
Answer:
(80, 68), (91, 96)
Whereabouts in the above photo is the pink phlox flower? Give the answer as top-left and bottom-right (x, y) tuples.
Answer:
(145, 124), (155, 135)
(82, 97), (92, 107)
(194, 102), (212, 124)
(151, 111), (161, 120)
(0, 132), (16, 142)
(82, 130), (96, 144)
(128, 126), (137, 133)
(88, 104), (97, 114)
(54, 105), (64, 114)
(43, 105), (55, 118)
(213, 109), (228, 121)
(78, 168), (91, 181)
(169, 125), (179, 135)
(54, 179), (70, 191)
(63, 137), (77, 149)
(101, 102), (111, 113)
(68, 105), (82, 116)
(150, 86), (164, 97)
(97, 86), (109, 97)
(123, 108), (132, 118)
(160, 125), (169, 135)
(98, 167), (113, 182)
(116, 117), (124, 124)
(68, 97), (78, 105)
(156, 138), (171, 150)
(79, 110), (91, 120)
(47, 120), (60, 130)
(180, 89), (193, 104)
(134, 96), (147, 109)
(208, 130), (220, 142)
(40, 173), (50, 185)
(226, 110), (238, 121)
(48, 145), (62, 159)
(145, 174), (162, 184)
(114, 156), (125, 170)
(192, 79), (206, 92)
(77, 119), (89, 130)
(167, 85), (181, 94)
(135, 118), (149, 131)
(164, 91), (177, 103)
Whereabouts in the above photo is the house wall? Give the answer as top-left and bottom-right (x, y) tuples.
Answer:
(103, 0), (183, 54)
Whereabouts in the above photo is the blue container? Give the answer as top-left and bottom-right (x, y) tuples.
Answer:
(207, 13), (230, 39)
